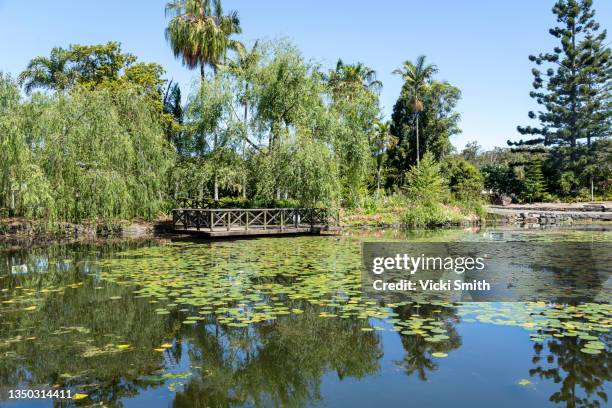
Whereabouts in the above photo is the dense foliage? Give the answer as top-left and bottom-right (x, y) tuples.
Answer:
(442, 157), (484, 202)
(169, 41), (377, 208)
(512, 0), (611, 197)
(2, 0), (610, 228)
(0, 74), (174, 223)
(403, 153), (462, 227)
(387, 64), (461, 186)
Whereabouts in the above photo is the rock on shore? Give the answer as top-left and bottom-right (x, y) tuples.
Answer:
(486, 202), (612, 225)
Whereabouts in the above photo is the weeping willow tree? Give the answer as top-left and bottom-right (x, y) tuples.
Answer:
(330, 86), (379, 207)
(0, 74), (55, 219)
(290, 136), (339, 206)
(243, 124), (339, 207)
(168, 73), (245, 201)
(0, 73), (174, 223)
(168, 40), (376, 208)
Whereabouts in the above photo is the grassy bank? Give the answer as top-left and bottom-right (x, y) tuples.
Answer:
(342, 195), (484, 228)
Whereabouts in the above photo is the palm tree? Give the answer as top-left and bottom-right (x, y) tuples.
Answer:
(162, 80), (184, 151)
(166, 0), (242, 201)
(165, 0), (243, 80)
(393, 55), (438, 166)
(18, 47), (76, 94)
(328, 59), (382, 99)
(163, 80), (183, 124)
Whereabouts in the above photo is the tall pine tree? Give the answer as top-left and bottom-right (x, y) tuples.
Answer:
(515, 0), (611, 148)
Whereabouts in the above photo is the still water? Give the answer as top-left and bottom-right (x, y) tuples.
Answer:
(0, 227), (610, 407)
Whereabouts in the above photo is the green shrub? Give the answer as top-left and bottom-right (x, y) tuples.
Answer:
(217, 197), (250, 208)
(404, 153), (448, 204)
(442, 156), (484, 201)
(453, 199), (485, 219)
(402, 153), (482, 227)
(359, 194), (387, 215)
(404, 202), (458, 227)
(481, 162), (525, 199)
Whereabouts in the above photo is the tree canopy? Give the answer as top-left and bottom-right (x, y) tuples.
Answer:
(4, 0), (611, 226)
(165, 0), (242, 78)
(0, 74), (174, 222)
(516, 0), (611, 147)
(387, 70), (461, 186)
(19, 42), (166, 96)
(511, 0), (611, 197)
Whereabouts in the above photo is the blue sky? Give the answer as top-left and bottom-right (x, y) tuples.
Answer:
(0, 0), (610, 150)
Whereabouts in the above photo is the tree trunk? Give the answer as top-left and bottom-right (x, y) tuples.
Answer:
(376, 168), (381, 199)
(10, 190), (15, 217)
(200, 63), (205, 81)
(569, 22), (578, 147)
(213, 132), (219, 201)
(416, 114), (420, 167)
(242, 103), (248, 199)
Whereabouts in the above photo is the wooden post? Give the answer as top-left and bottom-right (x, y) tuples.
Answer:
(210, 210), (213, 232)
(227, 211), (230, 231)
(245, 211), (249, 231)
(280, 210), (284, 231)
(264, 210), (267, 231)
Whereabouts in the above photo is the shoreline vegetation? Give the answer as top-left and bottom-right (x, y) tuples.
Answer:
(1, 0), (610, 239)
(3, 201), (611, 245)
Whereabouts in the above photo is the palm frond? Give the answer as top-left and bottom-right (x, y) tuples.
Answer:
(165, 0), (242, 73)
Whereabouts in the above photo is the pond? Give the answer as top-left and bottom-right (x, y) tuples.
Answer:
(0, 226), (610, 407)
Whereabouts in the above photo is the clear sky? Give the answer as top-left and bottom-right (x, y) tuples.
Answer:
(0, 0), (610, 150)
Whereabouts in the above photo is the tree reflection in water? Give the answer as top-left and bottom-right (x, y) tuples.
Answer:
(392, 303), (462, 381)
(0, 241), (182, 405)
(1, 234), (610, 408)
(172, 302), (382, 408)
(529, 334), (610, 408)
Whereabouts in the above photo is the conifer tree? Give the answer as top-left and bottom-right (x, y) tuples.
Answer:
(523, 158), (547, 202)
(516, 0), (611, 148)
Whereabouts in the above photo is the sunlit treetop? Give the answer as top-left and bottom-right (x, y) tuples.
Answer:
(165, 0), (243, 77)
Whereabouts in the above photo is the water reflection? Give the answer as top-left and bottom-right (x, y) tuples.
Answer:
(530, 335), (611, 408)
(0, 241), (176, 405)
(0, 229), (610, 407)
(392, 303), (461, 381)
(173, 303), (381, 407)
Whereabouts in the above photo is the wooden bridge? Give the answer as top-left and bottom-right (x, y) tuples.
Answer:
(172, 207), (341, 237)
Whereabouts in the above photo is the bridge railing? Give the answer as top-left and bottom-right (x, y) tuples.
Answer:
(172, 208), (340, 232)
